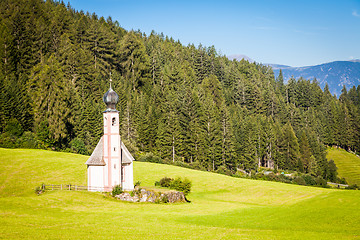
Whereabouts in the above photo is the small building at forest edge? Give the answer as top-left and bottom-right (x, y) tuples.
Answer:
(85, 78), (134, 191)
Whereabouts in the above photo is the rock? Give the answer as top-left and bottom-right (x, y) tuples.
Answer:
(139, 193), (148, 202)
(165, 191), (186, 203)
(114, 188), (187, 203)
(115, 192), (139, 202)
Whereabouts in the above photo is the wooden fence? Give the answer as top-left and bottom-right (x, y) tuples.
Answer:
(42, 184), (106, 192)
(327, 182), (349, 188)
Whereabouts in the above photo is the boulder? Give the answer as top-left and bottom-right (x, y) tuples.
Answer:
(164, 191), (186, 203)
(115, 192), (139, 202)
(115, 188), (187, 203)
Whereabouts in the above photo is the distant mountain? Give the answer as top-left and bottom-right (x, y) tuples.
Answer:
(271, 60), (360, 97)
(266, 63), (291, 70)
(227, 54), (254, 63)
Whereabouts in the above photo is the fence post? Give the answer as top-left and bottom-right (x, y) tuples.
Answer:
(52, 184), (53, 190)
(61, 184), (62, 190)
(75, 185), (77, 191)
(69, 184), (71, 190)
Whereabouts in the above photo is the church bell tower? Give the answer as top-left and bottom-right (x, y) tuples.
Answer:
(102, 77), (121, 191)
(86, 75), (134, 192)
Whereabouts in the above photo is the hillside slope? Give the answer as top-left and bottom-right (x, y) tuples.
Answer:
(327, 147), (360, 185)
(0, 148), (359, 239)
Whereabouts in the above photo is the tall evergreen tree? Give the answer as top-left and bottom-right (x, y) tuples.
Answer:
(118, 31), (150, 92)
(281, 122), (300, 170)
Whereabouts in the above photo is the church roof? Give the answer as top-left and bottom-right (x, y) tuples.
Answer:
(121, 141), (134, 164)
(85, 136), (134, 166)
(85, 136), (106, 166)
(103, 76), (119, 112)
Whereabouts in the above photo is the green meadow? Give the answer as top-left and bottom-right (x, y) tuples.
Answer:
(0, 148), (359, 239)
(327, 147), (360, 185)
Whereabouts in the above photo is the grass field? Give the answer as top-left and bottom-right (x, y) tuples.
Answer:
(0, 148), (359, 239)
(327, 147), (360, 185)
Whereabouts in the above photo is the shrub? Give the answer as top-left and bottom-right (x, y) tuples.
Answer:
(339, 177), (347, 185)
(35, 186), (42, 195)
(5, 118), (23, 137)
(112, 184), (123, 196)
(303, 175), (317, 186)
(69, 138), (87, 155)
(278, 174), (292, 183)
(169, 177), (181, 190)
(0, 132), (17, 148)
(156, 177), (192, 196)
(266, 173), (279, 182)
(169, 177), (192, 196)
(252, 173), (265, 180)
(216, 166), (233, 175)
(346, 184), (358, 190)
(159, 177), (173, 188)
(315, 176), (327, 187)
(190, 161), (205, 171)
(35, 183), (46, 195)
(178, 178), (192, 195)
(173, 161), (193, 169)
(138, 152), (162, 163)
(294, 176), (306, 185)
(18, 131), (38, 148)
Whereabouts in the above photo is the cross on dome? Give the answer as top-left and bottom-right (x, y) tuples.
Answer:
(109, 72), (112, 88)
(103, 72), (119, 112)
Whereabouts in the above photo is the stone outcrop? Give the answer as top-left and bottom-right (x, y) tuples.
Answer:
(164, 191), (186, 203)
(115, 188), (187, 203)
(115, 192), (139, 202)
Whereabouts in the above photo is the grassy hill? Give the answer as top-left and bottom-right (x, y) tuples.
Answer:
(0, 148), (359, 239)
(327, 147), (360, 185)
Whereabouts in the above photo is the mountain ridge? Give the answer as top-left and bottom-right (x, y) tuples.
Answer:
(227, 54), (360, 96)
(271, 60), (360, 96)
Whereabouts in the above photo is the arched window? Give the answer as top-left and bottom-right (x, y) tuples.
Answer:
(112, 117), (116, 126)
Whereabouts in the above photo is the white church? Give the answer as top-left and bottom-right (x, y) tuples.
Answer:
(85, 79), (134, 192)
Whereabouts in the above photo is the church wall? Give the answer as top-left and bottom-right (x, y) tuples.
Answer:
(122, 162), (134, 190)
(88, 166), (104, 191)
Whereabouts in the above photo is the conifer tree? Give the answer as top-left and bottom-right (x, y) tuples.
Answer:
(118, 31), (150, 92)
(28, 55), (75, 147)
(299, 131), (313, 173)
(155, 93), (181, 162)
(200, 95), (222, 171)
(281, 122), (300, 170)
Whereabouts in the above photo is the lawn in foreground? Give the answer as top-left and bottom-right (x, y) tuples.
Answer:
(327, 147), (360, 185)
(0, 148), (359, 239)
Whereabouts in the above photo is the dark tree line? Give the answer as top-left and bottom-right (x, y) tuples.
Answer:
(1, 0), (360, 183)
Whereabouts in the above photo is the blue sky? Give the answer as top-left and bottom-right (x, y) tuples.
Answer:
(68, 0), (360, 67)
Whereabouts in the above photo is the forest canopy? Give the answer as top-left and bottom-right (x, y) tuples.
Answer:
(1, 0), (360, 183)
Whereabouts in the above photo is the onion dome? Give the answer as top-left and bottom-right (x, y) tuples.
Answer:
(103, 82), (119, 112)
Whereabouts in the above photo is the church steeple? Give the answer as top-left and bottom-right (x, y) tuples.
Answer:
(86, 73), (134, 192)
(103, 72), (119, 112)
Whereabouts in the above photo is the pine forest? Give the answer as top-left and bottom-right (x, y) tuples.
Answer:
(1, 0), (360, 184)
